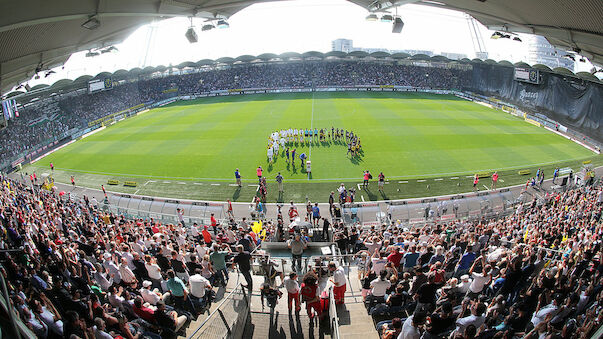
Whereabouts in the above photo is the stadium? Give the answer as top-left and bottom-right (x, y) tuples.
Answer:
(0, 1), (602, 339)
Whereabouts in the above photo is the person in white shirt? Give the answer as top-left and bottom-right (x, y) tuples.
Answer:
(368, 270), (391, 310)
(329, 262), (346, 305)
(531, 295), (562, 327)
(33, 295), (63, 337)
(454, 300), (486, 335)
(94, 318), (113, 339)
(467, 255), (491, 297)
(189, 269), (213, 311)
(284, 272), (301, 313)
(103, 253), (121, 284)
(140, 280), (169, 305)
(119, 257), (137, 286)
(145, 255), (163, 289)
(189, 270), (212, 299)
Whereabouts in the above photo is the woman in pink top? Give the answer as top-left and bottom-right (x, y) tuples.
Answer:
(256, 166), (263, 179)
(491, 172), (499, 190)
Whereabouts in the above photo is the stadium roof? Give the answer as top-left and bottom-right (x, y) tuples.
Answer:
(350, 0), (603, 64)
(1, 0), (602, 94)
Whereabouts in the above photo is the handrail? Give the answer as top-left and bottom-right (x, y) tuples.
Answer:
(329, 286), (341, 339)
(185, 273), (242, 339)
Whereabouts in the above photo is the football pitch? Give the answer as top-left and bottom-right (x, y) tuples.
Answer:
(28, 91), (599, 202)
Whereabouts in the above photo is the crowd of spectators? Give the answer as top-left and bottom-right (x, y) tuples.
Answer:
(0, 60), (471, 162)
(337, 182), (603, 339)
(0, 161), (601, 339)
(0, 174), (264, 338)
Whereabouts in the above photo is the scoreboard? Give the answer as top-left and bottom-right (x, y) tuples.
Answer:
(514, 68), (541, 85)
(88, 78), (113, 93)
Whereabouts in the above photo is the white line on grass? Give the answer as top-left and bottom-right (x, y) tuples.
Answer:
(361, 195), (365, 202)
(465, 175), (474, 178)
(483, 184), (489, 190)
(211, 183), (220, 186)
(228, 184), (239, 187)
(357, 183), (362, 191)
(450, 177), (459, 180)
(40, 157), (593, 183)
(434, 178), (443, 181)
(194, 183), (203, 185)
(417, 179), (426, 182)
(162, 181), (170, 184)
(398, 181), (408, 184)
(178, 182), (186, 185)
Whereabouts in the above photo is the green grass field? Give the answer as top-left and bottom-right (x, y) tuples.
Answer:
(27, 91), (599, 202)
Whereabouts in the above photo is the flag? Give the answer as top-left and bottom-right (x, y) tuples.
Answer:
(252, 220), (263, 234)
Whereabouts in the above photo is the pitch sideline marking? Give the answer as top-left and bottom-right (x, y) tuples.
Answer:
(361, 195), (365, 202)
(37, 156), (593, 183)
(434, 178), (443, 181)
(483, 184), (489, 190)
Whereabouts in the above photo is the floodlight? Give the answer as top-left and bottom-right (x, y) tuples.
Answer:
(381, 14), (393, 22)
(82, 17), (100, 30)
(365, 13), (378, 21)
(185, 27), (198, 43)
(513, 36), (522, 42)
(217, 20), (229, 29)
(202, 24), (215, 31)
(490, 32), (502, 39)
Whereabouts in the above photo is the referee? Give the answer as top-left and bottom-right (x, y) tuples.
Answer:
(276, 172), (284, 192)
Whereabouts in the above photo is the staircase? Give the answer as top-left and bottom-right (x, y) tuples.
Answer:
(243, 311), (331, 339)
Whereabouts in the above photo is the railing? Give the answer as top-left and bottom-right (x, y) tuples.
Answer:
(0, 260), (36, 339)
(186, 244), (262, 339)
(100, 193), (226, 227)
(328, 287), (341, 339)
(186, 277), (249, 339)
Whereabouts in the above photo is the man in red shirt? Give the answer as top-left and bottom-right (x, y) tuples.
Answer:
(387, 246), (403, 269)
(210, 213), (218, 236)
(202, 226), (212, 245)
(133, 296), (155, 323)
(227, 200), (234, 219)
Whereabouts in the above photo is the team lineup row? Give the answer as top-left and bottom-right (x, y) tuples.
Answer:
(266, 127), (362, 163)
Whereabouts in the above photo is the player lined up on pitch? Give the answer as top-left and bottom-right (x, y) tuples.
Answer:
(266, 127), (362, 163)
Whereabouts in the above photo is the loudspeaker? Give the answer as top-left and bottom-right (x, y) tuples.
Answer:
(392, 17), (404, 33)
(185, 27), (198, 43)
